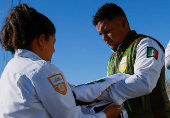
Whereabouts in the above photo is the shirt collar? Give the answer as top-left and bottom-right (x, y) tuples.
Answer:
(14, 49), (43, 61)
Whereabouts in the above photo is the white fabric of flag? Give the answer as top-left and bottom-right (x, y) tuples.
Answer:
(73, 73), (130, 102)
(72, 73), (130, 118)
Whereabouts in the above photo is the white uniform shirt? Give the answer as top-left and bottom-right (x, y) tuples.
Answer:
(0, 49), (106, 118)
(165, 41), (170, 69)
(104, 37), (165, 105)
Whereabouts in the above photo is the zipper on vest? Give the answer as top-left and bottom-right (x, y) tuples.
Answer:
(113, 52), (117, 74)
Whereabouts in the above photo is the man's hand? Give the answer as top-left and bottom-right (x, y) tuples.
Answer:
(104, 105), (122, 118)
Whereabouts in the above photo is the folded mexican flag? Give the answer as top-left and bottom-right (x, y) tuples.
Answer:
(72, 73), (130, 118)
(72, 73), (130, 102)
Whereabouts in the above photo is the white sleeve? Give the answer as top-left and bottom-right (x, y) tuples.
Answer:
(106, 37), (165, 105)
(32, 64), (106, 118)
(165, 41), (170, 69)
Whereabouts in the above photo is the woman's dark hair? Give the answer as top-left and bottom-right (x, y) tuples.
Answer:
(93, 3), (126, 26)
(0, 3), (56, 54)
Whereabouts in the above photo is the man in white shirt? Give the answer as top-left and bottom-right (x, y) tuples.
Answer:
(92, 3), (170, 118)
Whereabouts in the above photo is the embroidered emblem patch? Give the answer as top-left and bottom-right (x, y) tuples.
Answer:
(119, 56), (127, 73)
(48, 73), (67, 95)
(147, 47), (158, 60)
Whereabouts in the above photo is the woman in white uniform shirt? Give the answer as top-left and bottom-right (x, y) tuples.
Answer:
(0, 4), (122, 118)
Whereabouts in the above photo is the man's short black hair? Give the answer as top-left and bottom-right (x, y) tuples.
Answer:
(92, 3), (126, 26)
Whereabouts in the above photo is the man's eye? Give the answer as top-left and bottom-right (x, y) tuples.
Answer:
(105, 29), (111, 33)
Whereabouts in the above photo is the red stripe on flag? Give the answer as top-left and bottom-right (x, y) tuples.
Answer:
(154, 51), (158, 59)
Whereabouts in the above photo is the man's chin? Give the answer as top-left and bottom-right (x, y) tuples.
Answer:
(111, 45), (118, 52)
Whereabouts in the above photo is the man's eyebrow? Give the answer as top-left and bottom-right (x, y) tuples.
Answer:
(102, 26), (107, 32)
(98, 26), (107, 35)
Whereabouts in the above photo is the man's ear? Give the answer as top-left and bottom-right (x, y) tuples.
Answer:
(38, 34), (46, 48)
(119, 17), (127, 29)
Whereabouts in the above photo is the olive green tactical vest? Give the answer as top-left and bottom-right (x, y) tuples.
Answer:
(108, 31), (170, 118)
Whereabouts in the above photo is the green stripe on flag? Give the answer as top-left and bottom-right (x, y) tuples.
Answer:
(147, 48), (153, 57)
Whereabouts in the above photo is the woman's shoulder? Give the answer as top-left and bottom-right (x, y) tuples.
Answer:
(32, 61), (62, 78)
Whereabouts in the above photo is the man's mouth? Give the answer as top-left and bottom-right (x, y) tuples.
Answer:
(105, 40), (113, 46)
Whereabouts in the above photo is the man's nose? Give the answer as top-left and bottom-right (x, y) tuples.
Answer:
(103, 34), (109, 41)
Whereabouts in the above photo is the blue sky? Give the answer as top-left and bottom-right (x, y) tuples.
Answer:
(0, 0), (170, 85)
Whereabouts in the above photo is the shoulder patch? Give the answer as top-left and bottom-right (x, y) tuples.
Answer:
(147, 47), (158, 60)
(119, 56), (127, 73)
(48, 73), (67, 95)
